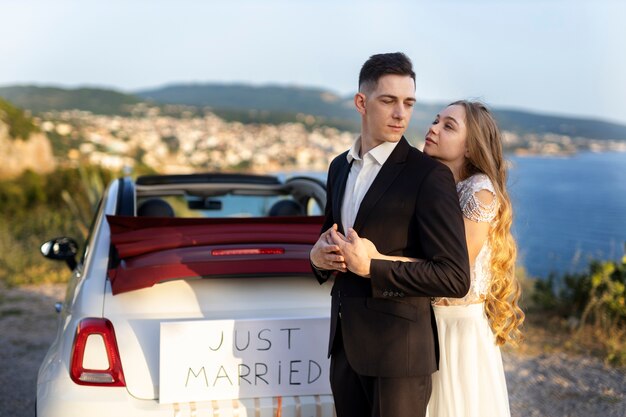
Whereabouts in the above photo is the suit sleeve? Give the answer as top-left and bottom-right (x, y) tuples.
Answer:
(369, 164), (471, 298)
(310, 159), (338, 284)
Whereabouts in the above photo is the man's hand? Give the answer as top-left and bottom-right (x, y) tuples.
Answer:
(310, 224), (347, 273)
(329, 228), (372, 278)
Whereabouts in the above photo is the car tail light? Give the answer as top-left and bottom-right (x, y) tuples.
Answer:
(70, 318), (126, 386)
(211, 248), (285, 256)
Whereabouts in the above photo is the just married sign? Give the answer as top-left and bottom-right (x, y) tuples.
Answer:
(159, 317), (331, 403)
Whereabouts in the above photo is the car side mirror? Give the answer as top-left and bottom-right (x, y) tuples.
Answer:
(40, 237), (78, 271)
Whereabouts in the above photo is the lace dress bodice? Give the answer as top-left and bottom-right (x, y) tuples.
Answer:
(433, 174), (499, 306)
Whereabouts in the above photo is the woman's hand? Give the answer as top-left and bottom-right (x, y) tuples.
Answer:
(361, 237), (420, 263)
(361, 238), (382, 259)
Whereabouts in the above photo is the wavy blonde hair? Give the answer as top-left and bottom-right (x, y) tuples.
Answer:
(450, 100), (525, 346)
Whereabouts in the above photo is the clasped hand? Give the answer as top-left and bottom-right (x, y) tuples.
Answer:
(310, 224), (378, 278)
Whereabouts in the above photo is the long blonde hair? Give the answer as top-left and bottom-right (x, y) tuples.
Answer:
(450, 100), (525, 346)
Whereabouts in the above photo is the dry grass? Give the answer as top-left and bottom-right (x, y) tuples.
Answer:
(503, 311), (626, 368)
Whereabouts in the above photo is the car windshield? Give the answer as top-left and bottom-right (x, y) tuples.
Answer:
(137, 193), (323, 218)
(133, 174), (326, 219)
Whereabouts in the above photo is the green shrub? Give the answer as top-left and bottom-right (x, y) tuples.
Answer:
(0, 166), (115, 286)
(528, 259), (626, 366)
(530, 273), (560, 312)
(529, 260), (625, 321)
(580, 261), (626, 328)
(0, 97), (39, 139)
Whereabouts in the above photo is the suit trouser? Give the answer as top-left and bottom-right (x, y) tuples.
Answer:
(330, 318), (432, 417)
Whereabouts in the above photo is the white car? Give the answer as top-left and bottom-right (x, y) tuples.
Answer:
(38, 173), (334, 417)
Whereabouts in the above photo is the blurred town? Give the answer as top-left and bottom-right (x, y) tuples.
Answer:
(39, 106), (353, 174)
(2, 103), (626, 179)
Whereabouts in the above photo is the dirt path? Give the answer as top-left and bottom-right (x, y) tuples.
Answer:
(0, 284), (65, 417)
(1, 284), (625, 417)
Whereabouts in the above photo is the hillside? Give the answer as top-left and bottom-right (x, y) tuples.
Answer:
(494, 109), (626, 141)
(138, 83), (356, 119)
(0, 97), (39, 139)
(2, 83), (626, 141)
(138, 83), (626, 141)
(0, 98), (55, 179)
(0, 85), (141, 115)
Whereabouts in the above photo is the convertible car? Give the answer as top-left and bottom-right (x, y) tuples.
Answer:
(38, 173), (334, 417)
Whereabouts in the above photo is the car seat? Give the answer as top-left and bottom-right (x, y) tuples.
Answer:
(137, 198), (175, 217)
(268, 199), (305, 216)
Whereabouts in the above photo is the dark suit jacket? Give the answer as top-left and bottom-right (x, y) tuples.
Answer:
(313, 137), (470, 377)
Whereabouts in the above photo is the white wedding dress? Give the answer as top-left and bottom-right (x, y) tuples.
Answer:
(427, 174), (511, 417)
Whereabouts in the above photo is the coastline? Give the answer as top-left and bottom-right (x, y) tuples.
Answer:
(512, 147), (626, 158)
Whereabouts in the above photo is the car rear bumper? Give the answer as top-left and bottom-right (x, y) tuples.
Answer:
(37, 379), (335, 417)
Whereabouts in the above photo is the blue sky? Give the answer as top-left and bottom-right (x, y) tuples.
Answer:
(1, 0), (625, 124)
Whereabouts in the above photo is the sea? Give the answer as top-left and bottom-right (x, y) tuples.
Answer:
(508, 151), (626, 278)
(283, 151), (626, 279)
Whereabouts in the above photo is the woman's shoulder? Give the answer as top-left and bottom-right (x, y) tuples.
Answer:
(457, 173), (496, 195)
(457, 173), (499, 222)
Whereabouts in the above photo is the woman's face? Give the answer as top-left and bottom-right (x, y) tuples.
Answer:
(423, 104), (468, 170)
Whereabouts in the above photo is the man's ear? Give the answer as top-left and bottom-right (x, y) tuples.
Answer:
(354, 93), (367, 115)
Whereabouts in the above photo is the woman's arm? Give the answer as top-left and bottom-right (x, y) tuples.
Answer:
(463, 189), (493, 266)
(361, 238), (421, 263)
(369, 198), (491, 266)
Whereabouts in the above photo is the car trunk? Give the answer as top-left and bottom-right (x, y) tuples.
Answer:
(104, 275), (331, 401)
(103, 215), (330, 401)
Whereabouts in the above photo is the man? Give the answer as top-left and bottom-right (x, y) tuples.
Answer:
(310, 52), (470, 417)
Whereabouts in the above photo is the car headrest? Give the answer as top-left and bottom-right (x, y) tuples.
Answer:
(137, 198), (175, 217)
(268, 199), (305, 217)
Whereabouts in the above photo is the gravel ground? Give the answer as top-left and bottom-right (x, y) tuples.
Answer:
(1, 284), (625, 417)
(0, 284), (65, 417)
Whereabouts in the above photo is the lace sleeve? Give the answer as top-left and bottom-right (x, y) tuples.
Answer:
(457, 174), (498, 223)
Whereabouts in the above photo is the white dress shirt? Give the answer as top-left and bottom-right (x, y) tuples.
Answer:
(341, 137), (399, 234)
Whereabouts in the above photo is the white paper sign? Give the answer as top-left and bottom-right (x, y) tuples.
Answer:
(159, 317), (331, 403)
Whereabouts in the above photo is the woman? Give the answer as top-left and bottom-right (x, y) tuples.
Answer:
(357, 100), (524, 416)
(423, 100), (524, 416)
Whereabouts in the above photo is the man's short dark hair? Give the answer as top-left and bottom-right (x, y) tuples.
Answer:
(358, 52), (415, 93)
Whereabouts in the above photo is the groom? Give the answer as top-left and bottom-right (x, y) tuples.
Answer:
(310, 52), (470, 417)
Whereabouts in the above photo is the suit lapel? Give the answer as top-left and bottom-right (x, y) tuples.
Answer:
(352, 137), (410, 233)
(332, 158), (352, 235)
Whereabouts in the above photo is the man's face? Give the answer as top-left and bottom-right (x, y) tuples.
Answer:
(359, 74), (416, 146)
